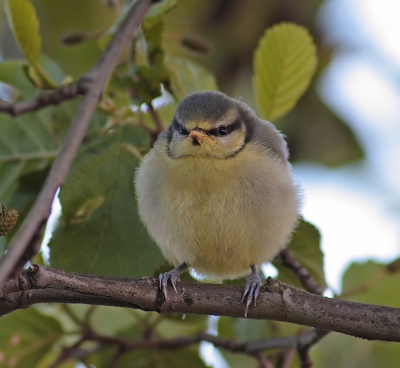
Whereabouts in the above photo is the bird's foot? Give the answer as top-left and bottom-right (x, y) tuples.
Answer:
(159, 262), (188, 298)
(242, 265), (262, 317)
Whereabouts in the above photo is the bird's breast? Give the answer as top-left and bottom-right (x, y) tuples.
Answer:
(135, 142), (299, 279)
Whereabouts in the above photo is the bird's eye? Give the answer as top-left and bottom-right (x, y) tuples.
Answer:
(217, 125), (228, 136)
(178, 125), (189, 136)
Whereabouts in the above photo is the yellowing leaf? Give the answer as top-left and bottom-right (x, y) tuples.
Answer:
(253, 23), (317, 122)
(5, 0), (58, 88)
(5, 0), (41, 65)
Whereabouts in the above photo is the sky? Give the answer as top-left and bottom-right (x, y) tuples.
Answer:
(293, 0), (400, 293)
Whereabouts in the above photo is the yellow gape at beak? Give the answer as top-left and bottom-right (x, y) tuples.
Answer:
(189, 130), (217, 145)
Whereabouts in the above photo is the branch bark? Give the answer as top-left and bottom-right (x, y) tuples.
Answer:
(0, 0), (156, 286)
(0, 84), (84, 116)
(280, 248), (325, 295)
(2, 265), (400, 342)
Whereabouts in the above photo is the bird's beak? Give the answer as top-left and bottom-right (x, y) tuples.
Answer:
(190, 130), (217, 145)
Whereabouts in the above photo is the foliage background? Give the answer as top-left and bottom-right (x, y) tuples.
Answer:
(0, 0), (399, 367)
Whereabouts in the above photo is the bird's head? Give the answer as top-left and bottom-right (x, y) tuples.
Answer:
(166, 91), (252, 159)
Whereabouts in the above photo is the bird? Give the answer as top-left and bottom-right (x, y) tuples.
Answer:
(135, 91), (300, 316)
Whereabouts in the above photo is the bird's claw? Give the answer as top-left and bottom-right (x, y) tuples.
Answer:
(242, 272), (262, 317)
(159, 270), (181, 298)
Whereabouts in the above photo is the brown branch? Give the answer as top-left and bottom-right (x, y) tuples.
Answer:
(278, 347), (297, 368)
(0, 83), (84, 117)
(256, 353), (275, 368)
(2, 265), (400, 342)
(48, 336), (86, 368)
(280, 248), (325, 295)
(147, 103), (165, 134)
(52, 326), (324, 365)
(280, 248), (329, 367)
(0, 0), (157, 286)
(46, 324), (320, 367)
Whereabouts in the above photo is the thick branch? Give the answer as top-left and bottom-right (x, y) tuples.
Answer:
(0, 0), (156, 286)
(1, 265), (400, 342)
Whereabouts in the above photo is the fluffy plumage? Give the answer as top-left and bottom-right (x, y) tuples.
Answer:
(135, 91), (300, 315)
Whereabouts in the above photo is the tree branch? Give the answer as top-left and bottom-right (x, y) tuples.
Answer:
(1, 265), (400, 342)
(48, 324), (321, 367)
(280, 248), (325, 295)
(0, 0), (156, 286)
(0, 83), (84, 117)
(279, 248), (328, 366)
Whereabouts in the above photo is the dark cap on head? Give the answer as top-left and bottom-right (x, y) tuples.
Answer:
(174, 91), (236, 123)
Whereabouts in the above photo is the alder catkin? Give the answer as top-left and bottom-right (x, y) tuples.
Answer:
(0, 207), (19, 236)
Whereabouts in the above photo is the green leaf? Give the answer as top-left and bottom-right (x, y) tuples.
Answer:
(218, 316), (300, 342)
(90, 307), (138, 336)
(273, 219), (326, 289)
(49, 125), (163, 277)
(5, 0), (58, 88)
(313, 331), (400, 368)
(37, 54), (68, 86)
(219, 316), (275, 342)
(166, 55), (218, 100)
(140, 103), (177, 131)
(0, 60), (36, 99)
(0, 307), (63, 368)
(142, 21), (169, 80)
(0, 100), (105, 251)
(219, 351), (258, 368)
(129, 66), (164, 104)
(253, 23), (317, 121)
(1, 167), (49, 254)
(143, 0), (178, 28)
(276, 89), (364, 166)
(155, 314), (208, 339)
(341, 260), (400, 307)
(218, 317), (301, 368)
(0, 112), (59, 204)
(116, 347), (207, 368)
(88, 321), (207, 368)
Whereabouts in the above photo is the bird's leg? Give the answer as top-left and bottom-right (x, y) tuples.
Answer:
(242, 265), (262, 317)
(159, 262), (188, 298)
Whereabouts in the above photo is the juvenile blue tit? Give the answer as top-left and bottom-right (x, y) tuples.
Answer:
(135, 91), (300, 316)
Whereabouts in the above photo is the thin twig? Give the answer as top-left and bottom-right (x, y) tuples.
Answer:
(108, 346), (126, 368)
(256, 353), (275, 368)
(280, 248), (325, 295)
(0, 0), (156, 286)
(147, 103), (164, 133)
(82, 330), (319, 355)
(147, 102), (165, 141)
(0, 84), (84, 117)
(278, 347), (297, 368)
(279, 248), (329, 367)
(48, 336), (86, 368)
(45, 328), (318, 367)
(297, 329), (329, 368)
